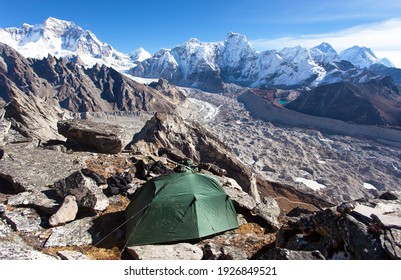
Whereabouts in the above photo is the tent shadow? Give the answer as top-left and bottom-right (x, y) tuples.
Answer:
(89, 210), (126, 250)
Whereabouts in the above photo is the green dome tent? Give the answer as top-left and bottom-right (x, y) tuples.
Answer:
(125, 172), (239, 246)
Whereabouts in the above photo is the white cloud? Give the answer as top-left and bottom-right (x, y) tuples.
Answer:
(251, 18), (401, 67)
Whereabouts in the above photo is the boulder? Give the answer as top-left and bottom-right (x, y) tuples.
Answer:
(221, 177), (281, 229)
(53, 171), (109, 211)
(48, 195), (78, 227)
(379, 191), (399, 201)
(257, 248), (325, 260)
(339, 214), (390, 259)
(254, 196), (281, 230)
(45, 217), (95, 248)
(126, 243), (203, 260)
(57, 119), (124, 154)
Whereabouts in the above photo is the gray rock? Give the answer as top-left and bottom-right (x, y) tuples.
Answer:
(339, 214), (390, 259)
(126, 243), (203, 260)
(254, 196), (281, 230)
(0, 220), (56, 260)
(57, 250), (90, 260)
(58, 119), (124, 154)
(0, 213), (12, 237)
(257, 248), (325, 260)
(221, 177), (256, 210)
(7, 190), (59, 214)
(45, 217), (95, 248)
(381, 228), (401, 259)
(49, 195), (78, 227)
(53, 171), (109, 211)
(1, 207), (43, 233)
(221, 177), (281, 229)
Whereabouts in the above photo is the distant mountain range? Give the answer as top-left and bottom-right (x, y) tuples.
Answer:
(1, 17), (400, 92)
(0, 17), (150, 71)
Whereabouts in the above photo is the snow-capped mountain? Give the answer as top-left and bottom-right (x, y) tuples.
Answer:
(0, 17), (145, 71)
(129, 48), (152, 62)
(0, 17), (396, 91)
(310, 42), (340, 64)
(130, 33), (396, 91)
(339, 46), (383, 69)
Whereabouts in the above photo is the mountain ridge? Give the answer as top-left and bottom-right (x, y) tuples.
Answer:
(1, 17), (397, 92)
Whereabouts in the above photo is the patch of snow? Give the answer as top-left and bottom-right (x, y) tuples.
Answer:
(363, 183), (377, 190)
(295, 177), (326, 191)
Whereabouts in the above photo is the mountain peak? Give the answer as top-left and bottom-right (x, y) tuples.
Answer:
(313, 42), (336, 53)
(340, 45), (381, 68)
(129, 47), (151, 62)
(43, 17), (76, 30)
(226, 32), (247, 42)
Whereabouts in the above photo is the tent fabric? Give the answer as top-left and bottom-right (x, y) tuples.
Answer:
(125, 172), (239, 246)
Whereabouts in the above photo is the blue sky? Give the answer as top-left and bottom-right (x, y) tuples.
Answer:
(1, 0), (401, 64)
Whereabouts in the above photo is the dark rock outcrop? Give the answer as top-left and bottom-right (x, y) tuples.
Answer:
(274, 194), (401, 260)
(128, 112), (253, 191)
(53, 170), (109, 211)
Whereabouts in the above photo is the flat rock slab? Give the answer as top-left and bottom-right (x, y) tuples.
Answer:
(127, 243), (203, 260)
(58, 119), (124, 154)
(45, 217), (95, 248)
(0, 143), (85, 193)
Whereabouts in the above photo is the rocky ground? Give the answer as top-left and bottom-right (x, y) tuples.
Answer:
(0, 87), (400, 260)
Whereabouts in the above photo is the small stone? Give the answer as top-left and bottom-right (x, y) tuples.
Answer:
(49, 195), (78, 227)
